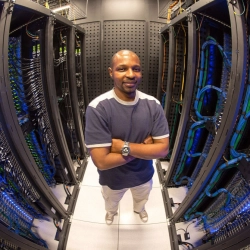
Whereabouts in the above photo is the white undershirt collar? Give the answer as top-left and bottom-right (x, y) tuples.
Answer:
(112, 88), (139, 106)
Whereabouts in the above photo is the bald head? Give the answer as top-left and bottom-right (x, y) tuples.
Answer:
(108, 49), (142, 101)
(110, 50), (140, 69)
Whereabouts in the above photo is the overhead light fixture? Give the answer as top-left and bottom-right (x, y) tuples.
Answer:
(52, 4), (71, 13)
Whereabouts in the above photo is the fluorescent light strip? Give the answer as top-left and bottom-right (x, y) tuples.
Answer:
(52, 4), (71, 13)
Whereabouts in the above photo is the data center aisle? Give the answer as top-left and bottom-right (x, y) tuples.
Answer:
(66, 158), (171, 250)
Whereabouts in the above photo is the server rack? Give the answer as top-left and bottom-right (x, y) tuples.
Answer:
(157, 0), (249, 249)
(0, 0), (88, 249)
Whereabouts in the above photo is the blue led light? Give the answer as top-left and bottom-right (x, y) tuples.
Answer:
(240, 202), (250, 213)
(1, 191), (33, 222)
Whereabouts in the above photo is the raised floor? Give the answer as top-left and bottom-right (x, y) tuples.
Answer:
(66, 158), (171, 250)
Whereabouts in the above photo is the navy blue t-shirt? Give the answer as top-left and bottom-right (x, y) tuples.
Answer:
(85, 88), (169, 190)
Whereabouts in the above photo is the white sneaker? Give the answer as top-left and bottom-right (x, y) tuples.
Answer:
(134, 210), (148, 222)
(105, 212), (117, 225)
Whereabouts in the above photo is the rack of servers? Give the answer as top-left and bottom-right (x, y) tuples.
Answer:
(0, 0), (88, 249)
(157, 0), (250, 249)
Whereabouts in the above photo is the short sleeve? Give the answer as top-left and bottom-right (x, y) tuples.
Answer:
(85, 105), (112, 148)
(151, 105), (169, 139)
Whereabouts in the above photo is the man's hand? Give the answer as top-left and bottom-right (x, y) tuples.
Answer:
(143, 135), (153, 144)
(111, 139), (124, 154)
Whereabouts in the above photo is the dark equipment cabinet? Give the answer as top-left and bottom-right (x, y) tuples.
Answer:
(157, 0), (250, 249)
(0, 0), (88, 249)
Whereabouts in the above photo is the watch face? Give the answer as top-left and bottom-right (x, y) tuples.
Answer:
(122, 146), (130, 156)
(122, 142), (130, 156)
(122, 147), (129, 154)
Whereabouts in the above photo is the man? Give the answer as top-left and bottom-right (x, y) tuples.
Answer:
(85, 50), (169, 225)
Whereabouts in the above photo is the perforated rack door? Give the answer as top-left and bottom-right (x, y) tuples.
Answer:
(80, 22), (101, 102)
(103, 20), (146, 93)
(148, 21), (166, 97)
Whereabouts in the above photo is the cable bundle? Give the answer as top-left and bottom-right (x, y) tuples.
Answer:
(9, 36), (59, 186)
(201, 68), (250, 235)
(197, 68), (249, 227)
(211, 194), (250, 240)
(0, 190), (48, 248)
(0, 123), (48, 247)
(75, 36), (85, 112)
(8, 37), (29, 125)
(56, 33), (80, 158)
(0, 124), (45, 221)
(0, 124), (40, 204)
(22, 40), (59, 157)
(230, 65), (250, 159)
(58, 41), (74, 123)
(0, 190), (33, 229)
(173, 33), (232, 187)
(25, 131), (56, 186)
(195, 172), (249, 230)
(164, 25), (186, 161)
(183, 34), (250, 238)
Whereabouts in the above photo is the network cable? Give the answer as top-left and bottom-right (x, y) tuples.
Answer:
(55, 32), (80, 159)
(173, 34), (231, 187)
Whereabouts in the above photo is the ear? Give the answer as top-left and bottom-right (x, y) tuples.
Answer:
(108, 67), (113, 79)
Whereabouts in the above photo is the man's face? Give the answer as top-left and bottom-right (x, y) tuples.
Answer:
(109, 51), (142, 100)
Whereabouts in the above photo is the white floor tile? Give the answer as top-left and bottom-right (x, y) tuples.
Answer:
(64, 156), (174, 250)
(72, 185), (120, 224)
(50, 184), (68, 210)
(67, 220), (119, 250)
(161, 161), (169, 171)
(81, 158), (100, 187)
(167, 186), (188, 213)
(167, 186), (187, 203)
(33, 218), (58, 250)
(72, 160), (81, 171)
(119, 187), (166, 225)
(118, 223), (171, 250)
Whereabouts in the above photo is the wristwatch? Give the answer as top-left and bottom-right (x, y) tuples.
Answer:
(121, 141), (130, 156)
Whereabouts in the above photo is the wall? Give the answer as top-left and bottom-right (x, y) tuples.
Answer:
(73, 0), (167, 102)
(74, 0), (161, 23)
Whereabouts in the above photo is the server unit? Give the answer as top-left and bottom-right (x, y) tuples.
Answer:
(0, 0), (88, 249)
(157, 0), (250, 249)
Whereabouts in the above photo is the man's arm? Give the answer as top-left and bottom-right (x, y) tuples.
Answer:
(89, 136), (169, 170)
(89, 147), (135, 171)
(111, 137), (169, 160)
